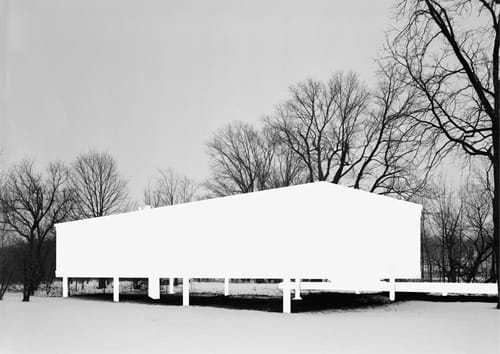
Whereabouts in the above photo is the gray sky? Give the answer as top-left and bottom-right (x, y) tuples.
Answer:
(1, 0), (396, 202)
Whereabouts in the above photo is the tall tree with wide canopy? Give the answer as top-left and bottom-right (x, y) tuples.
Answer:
(71, 150), (129, 218)
(71, 150), (129, 288)
(264, 70), (428, 198)
(205, 122), (275, 196)
(388, 0), (500, 307)
(0, 160), (74, 301)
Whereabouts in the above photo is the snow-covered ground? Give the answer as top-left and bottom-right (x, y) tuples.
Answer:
(1, 292), (499, 354)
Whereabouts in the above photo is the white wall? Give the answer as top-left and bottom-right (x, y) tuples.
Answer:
(56, 182), (422, 282)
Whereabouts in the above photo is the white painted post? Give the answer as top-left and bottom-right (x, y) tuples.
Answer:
(148, 276), (160, 300)
(224, 277), (229, 296)
(283, 278), (291, 314)
(389, 278), (395, 301)
(169, 278), (174, 294)
(62, 277), (68, 298)
(182, 277), (189, 306)
(293, 278), (302, 300)
(113, 276), (119, 302)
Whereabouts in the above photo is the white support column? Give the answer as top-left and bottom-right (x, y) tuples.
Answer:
(389, 278), (395, 301)
(148, 276), (160, 300)
(283, 278), (291, 314)
(182, 277), (189, 306)
(169, 278), (175, 294)
(62, 277), (68, 298)
(113, 276), (120, 302)
(293, 278), (302, 300)
(224, 277), (230, 296)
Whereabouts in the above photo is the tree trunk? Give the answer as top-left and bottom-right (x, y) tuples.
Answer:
(0, 271), (13, 300)
(29, 287), (35, 296)
(493, 72), (499, 306)
(493, 132), (499, 308)
(22, 285), (30, 302)
(0, 284), (8, 300)
(98, 279), (106, 289)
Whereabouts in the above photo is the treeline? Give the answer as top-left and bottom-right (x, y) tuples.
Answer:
(421, 167), (495, 282)
(205, 70), (427, 198)
(0, 70), (495, 303)
(0, 153), (130, 301)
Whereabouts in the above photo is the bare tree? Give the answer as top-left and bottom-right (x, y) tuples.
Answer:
(429, 186), (467, 282)
(352, 65), (430, 198)
(264, 70), (428, 198)
(463, 187), (495, 282)
(0, 223), (13, 299)
(206, 72), (427, 199)
(421, 209), (437, 281)
(71, 150), (129, 289)
(0, 160), (74, 301)
(71, 150), (129, 218)
(265, 72), (370, 183)
(0, 150), (11, 299)
(205, 122), (274, 196)
(263, 127), (305, 188)
(388, 0), (500, 306)
(421, 168), (494, 283)
(144, 168), (198, 207)
(463, 162), (495, 281)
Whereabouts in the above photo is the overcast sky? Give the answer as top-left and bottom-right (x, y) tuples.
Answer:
(1, 0), (396, 202)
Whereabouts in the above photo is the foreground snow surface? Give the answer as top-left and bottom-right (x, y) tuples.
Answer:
(1, 294), (499, 354)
